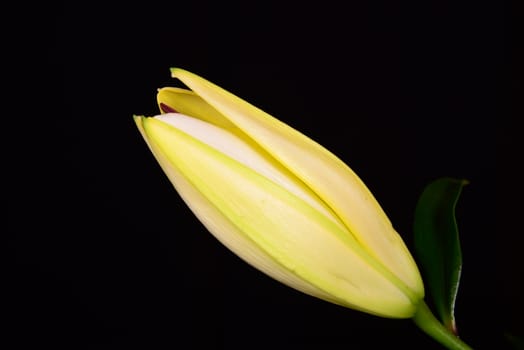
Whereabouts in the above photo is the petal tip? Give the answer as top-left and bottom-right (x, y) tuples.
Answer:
(170, 67), (186, 78)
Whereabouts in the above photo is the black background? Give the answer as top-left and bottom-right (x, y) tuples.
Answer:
(9, 0), (519, 349)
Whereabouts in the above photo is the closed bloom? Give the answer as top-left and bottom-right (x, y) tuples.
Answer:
(134, 68), (424, 318)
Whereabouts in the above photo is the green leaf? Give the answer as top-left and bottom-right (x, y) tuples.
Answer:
(413, 177), (468, 334)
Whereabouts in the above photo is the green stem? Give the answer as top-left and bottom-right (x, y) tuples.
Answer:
(412, 300), (473, 350)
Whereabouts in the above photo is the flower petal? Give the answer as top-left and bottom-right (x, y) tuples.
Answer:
(135, 114), (341, 306)
(156, 87), (236, 130)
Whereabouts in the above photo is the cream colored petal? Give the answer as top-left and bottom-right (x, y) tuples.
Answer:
(137, 115), (416, 318)
(170, 68), (424, 299)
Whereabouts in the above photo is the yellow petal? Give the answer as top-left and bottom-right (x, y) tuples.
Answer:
(137, 114), (416, 318)
(135, 114), (341, 306)
(157, 87), (236, 130)
(169, 68), (424, 299)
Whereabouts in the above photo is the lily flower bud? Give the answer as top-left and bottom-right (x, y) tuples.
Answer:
(134, 68), (424, 318)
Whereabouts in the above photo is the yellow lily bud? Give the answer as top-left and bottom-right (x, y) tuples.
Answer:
(134, 68), (424, 318)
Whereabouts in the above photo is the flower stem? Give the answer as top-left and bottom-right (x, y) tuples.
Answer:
(412, 300), (473, 350)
